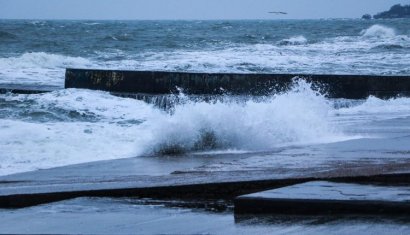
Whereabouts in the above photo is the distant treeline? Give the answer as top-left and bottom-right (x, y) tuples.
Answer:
(362, 4), (410, 19)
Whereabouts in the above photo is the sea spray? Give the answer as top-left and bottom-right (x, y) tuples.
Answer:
(360, 24), (396, 38)
(143, 80), (349, 155)
(0, 80), (357, 175)
(1, 19), (410, 176)
(0, 52), (93, 86)
(335, 96), (410, 118)
(278, 36), (308, 46)
(2, 81), (410, 175)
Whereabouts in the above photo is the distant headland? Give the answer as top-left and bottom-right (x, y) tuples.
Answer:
(362, 4), (410, 19)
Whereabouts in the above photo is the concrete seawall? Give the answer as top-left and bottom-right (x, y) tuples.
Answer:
(65, 68), (410, 99)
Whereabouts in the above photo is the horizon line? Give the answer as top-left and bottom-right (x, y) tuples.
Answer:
(0, 17), (366, 21)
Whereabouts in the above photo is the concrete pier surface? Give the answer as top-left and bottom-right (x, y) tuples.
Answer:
(235, 181), (410, 215)
(1, 132), (410, 208)
(1, 132), (410, 232)
(65, 68), (410, 99)
(2, 197), (410, 235)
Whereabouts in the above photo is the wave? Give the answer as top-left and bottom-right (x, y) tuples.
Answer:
(371, 44), (406, 50)
(0, 31), (18, 40)
(83, 22), (102, 26)
(1, 24), (410, 87)
(0, 119), (143, 176)
(360, 24), (396, 38)
(0, 81), (356, 175)
(0, 88), (155, 123)
(3, 81), (410, 175)
(335, 96), (410, 117)
(0, 52), (92, 70)
(0, 89), (157, 176)
(103, 34), (133, 42)
(0, 52), (93, 86)
(29, 20), (47, 26)
(100, 40), (410, 75)
(143, 80), (350, 154)
(278, 36), (308, 46)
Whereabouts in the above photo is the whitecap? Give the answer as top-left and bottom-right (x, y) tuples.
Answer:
(0, 52), (93, 87)
(278, 36), (308, 46)
(143, 80), (352, 155)
(360, 24), (396, 38)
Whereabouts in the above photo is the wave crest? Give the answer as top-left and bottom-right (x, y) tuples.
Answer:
(0, 52), (92, 86)
(145, 80), (349, 155)
(0, 31), (18, 40)
(371, 44), (405, 50)
(360, 25), (396, 38)
(278, 36), (308, 46)
(103, 34), (133, 42)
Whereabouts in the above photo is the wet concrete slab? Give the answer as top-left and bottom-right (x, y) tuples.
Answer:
(1, 164), (410, 208)
(2, 197), (410, 235)
(235, 181), (410, 215)
(1, 133), (410, 208)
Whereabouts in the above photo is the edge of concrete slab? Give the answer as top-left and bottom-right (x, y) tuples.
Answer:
(2, 172), (410, 209)
(0, 177), (310, 209)
(234, 181), (410, 215)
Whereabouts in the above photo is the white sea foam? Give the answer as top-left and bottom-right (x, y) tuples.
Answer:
(98, 25), (409, 75)
(360, 24), (396, 38)
(0, 119), (142, 175)
(83, 22), (102, 26)
(1, 23), (410, 87)
(0, 52), (93, 86)
(2, 81), (410, 175)
(278, 36), (308, 46)
(0, 89), (160, 175)
(1, 21), (410, 176)
(0, 81), (357, 175)
(142, 80), (350, 154)
(335, 96), (410, 118)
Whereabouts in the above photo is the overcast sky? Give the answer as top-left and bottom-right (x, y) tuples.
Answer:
(0, 0), (409, 20)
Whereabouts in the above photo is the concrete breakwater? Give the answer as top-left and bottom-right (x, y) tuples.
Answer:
(65, 69), (410, 99)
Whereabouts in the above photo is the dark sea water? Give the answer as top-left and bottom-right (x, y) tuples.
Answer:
(1, 19), (410, 86)
(0, 19), (410, 176)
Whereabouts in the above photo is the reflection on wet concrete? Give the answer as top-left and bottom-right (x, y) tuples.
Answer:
(1, 197), (410, 234)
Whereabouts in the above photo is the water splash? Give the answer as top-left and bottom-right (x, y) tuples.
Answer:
(0, 52), (93, 86)
(360, 24), (396, 38)
(144, 80), (350, 155)
(278, 36), (308, 46)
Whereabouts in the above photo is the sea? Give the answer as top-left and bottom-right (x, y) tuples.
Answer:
(1, 19), (410, 176)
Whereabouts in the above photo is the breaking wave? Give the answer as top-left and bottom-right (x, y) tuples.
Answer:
(140, 80), (351, 154)
(0, 52), (93, 86)
(103, 34), (134, 42)
(2, 80), (410, 175)
(278, 36), (308, 46)
(0, 89), (158, 175)
(360, 24), (396, 38)
(1, 20), (410, 176)
(335, 96), (410, 118)
(1, 23), (410, 87)
(371, 44), (405, 50)
(0, 80), (357, 175)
